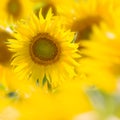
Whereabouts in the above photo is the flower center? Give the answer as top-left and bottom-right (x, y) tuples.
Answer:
(7, 0), (21, 18)
(30, 34), (60, 65)
(0, 30), (13, 66)
(72, 16), (101, 42)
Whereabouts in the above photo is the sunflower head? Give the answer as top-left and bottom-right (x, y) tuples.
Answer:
(7, 8), (80, 89)
(77, 22), (119, 92)
(64, 0), (118, 43)
(6, 0), (22, 19)
(0, 0), (34, 23)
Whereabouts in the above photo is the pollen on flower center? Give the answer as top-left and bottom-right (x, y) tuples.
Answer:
(72, 16), (101, 42)
(30, 34), (60, 65)
(7, 0), (21, 18)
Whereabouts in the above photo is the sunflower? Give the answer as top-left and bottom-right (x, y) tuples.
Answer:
(0, 0), (34, 23)
(0, 26), (15, 90)
(63, 0), (120, 42)
(0, 27), (14, 67)
(32, 0), (74, 19)
(33, 0), (58, 17)
(77, 21), (120, 92)
(0, 79), (92, 120)
(79, 22), (118, 63)
(9, 79), (92, 120)
(7, 9), (80, 88)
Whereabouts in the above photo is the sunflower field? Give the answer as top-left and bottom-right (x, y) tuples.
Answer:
(1, 0), (120, 120)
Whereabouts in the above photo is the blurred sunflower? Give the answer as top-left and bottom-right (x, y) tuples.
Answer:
(32, 0), (75, 19)
(77, 21), (120, 92)
(7, 9), (80, 88)
(0, 0), (34, 23)
(63, 0), (120, 42)
(0, 27), (13, 66)
(79, 22), (117, 64)
(0, 26), (15, 90)
(2, 80), (92, 120)
(32, 0), (58, 17)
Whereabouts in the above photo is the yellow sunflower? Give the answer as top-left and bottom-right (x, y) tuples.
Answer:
(0, 27), (14, 67)
(11, 80), (92, 120)
(63, 0), (120, 42)
(7, 9), (80, 88)
(33, 0), (58, 17)
(77, 21), (120, 92)
(0, 26), (15, 89)
(32, 0), (75, 20)
(0, 79), (92, 120)
(79, 22), (118, 63)
(0, 0), (34, 23)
